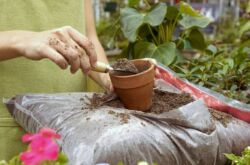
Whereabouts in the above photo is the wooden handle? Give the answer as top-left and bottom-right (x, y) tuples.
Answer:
(91, 61), (113, 73)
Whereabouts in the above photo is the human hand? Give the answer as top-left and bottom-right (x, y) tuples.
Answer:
(15, 26), (97, 74)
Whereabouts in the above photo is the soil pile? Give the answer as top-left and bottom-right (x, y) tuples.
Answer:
(111, 58), (139, 74)
(148, 89), (194, 114)
(209, 109), (233, 127)
(84, 89), (194, 114)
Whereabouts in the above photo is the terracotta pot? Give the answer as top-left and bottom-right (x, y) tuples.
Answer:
(109, 59), (155, 111)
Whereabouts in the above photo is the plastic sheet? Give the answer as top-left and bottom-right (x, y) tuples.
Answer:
(156, 64), (250, 122)
(5, 79), (250, 165)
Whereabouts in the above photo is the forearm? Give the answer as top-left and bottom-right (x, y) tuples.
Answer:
(0, 31), (23, 61)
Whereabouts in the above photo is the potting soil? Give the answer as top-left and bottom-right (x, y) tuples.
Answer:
(86, 89), (194, 114)
(111, 58), (139, 74)
(209, 108), (233, 127)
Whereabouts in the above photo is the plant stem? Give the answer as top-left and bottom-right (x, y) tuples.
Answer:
(159, 24), (165, 43)
(168, 23), (173, 41)
(137, 35), (142, 41)
(143, 0), (151, 8)
(147, 24), (159, 45)
(172, 13), (181, 31)
(176, 32), (186, 48)
(166, 24), (169, 42)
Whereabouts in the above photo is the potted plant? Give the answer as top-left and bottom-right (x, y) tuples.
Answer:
(119, 1), (211, 66)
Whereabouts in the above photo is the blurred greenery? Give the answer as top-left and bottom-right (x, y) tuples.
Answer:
(96, 0), (250, 103)
(225, 146), (250, 165)
(172, 44), (250, 103)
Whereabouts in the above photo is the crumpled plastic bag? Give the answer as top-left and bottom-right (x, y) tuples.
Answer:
(5, 79), (250, 165)
(156, 65), (250, 122)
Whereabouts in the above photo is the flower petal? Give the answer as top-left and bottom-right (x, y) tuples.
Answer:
(22, 133), (33, 142)
(43, 141), (59, 160)
(40, 128), (61, 139)
(20, 151), (44, 165)
(29, 137), (48, 151)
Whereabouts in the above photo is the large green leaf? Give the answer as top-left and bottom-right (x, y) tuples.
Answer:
(187, 29), (206, 51)
(240, 21), (250, 37)
(134, 42), (176, 65)
(144, 3), (167, 26)
(120, 3), (167, 42)
(179, 14), (210, 29)
(166, 6), (180, 20)
(120, 8), (144, 42)
(179, 1), (200, 17)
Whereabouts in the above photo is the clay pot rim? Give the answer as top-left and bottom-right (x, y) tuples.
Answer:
(110, 59), (154, 78)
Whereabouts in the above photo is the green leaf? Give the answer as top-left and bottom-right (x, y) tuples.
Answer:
(230, 85), (238, 91)
(179, 14), (210, 29)
(240, 22), (250, 37)
(225, 59), (234, 69)
(224, 153), (240, 161)
(183, 39), (192, 49)
(179, 1), (200, 17)
(128, 0), (140, 7)
(134, 42), (176, 65)
(56, 153), (68, 164)
(7, 156), (22, 165)
(222, 65), (229, 75)
(174, 65), (189, 74)
(144, 3), (167, 26)
(187, 29), (207, 51)
(190, 66), (200, 73)
(206, 44), (217, 55)
(120, 8), (144, 42)
(120, 3), (167, 42)
(166, 6), (180, 20)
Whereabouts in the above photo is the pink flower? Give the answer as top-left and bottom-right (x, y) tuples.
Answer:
(20, 128), (61, 165)
(22, 128), (60, 142)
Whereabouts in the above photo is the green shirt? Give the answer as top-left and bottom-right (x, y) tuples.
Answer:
(0, 0), (87, 120)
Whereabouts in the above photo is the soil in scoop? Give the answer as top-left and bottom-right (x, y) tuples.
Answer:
(111, 58), (139, 74)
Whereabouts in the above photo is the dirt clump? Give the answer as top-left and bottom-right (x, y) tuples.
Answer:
(84, 93), (115, 109)
(209, 109), (233, 127)
(86, 93), (104, 109)
(108, 110), (130, 123)
(148, 89), (194, 114)
(111, 58), (139, 74)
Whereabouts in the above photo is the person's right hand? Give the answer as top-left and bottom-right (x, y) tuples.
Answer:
(15, 26), (97, 74)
